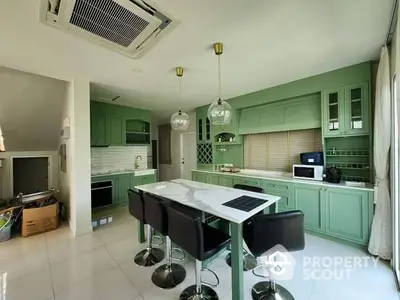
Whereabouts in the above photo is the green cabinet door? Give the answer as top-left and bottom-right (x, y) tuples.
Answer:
(93, 114), (108, 145)
(196, 117), (211, 143)
(294, 184), (325, 232)
(112, 176), (119, 205)
(325, 188), (371, 244)
(220, 176), (234, 187)
(141, 174), (156, 184)
(108, 116), (124, 145)
(344, 82), (369, 135)
(322, 88), (345, 137)
(208, 174), (219, 185)
(192, 172), (208, 183)
(118, 174), (131, 205)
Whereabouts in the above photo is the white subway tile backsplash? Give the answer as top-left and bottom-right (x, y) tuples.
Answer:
(91, 146), (148, 172)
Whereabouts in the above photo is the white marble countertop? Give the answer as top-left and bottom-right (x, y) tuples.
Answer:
(192, 169), (375, 191)
(135, 179), (281, 224)
(91, 169), (156, 177)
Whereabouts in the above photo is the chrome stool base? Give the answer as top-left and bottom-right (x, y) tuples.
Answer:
(225, 252), (257, 271)
(152, 263), (186, 289)
(179, 285), (219, 300)
(252, 281), (294, 300)
(134, 248), (164, 267)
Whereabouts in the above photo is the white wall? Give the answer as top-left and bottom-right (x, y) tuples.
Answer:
(158, 111), (196, 181)
(0, 151), (59, 199)
(59, 80), (92, 236)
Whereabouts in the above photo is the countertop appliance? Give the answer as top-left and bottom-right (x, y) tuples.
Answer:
(293, 164), (324, 181)
(326, 166), (342, 183)
(300, 152), (324, 165)
(91, 180), (112, 209)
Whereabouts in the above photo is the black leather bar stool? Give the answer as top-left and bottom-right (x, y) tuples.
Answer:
(225, 184), (264, 271)
(167, 205), (231, 300)
(128, 189), (164, 266)
(243, 210), (305, 300)
(144, 193), (187, 289)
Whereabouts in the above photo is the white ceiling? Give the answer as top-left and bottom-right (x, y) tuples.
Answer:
(0, 67), (66, 151)
(0, 0), (394, 122)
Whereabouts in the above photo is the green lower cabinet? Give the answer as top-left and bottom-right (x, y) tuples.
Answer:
(220, 176), (234, 187)
(192, 171), (208, 183)
(293, 184), (326, 233)
(208, 174), (220, 185)
(112, 176), (119, 205)
(325, 188), (371, 244)
(118, 174), (131, 205)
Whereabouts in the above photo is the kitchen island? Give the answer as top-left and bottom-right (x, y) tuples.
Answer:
(135, 178), (281, 300)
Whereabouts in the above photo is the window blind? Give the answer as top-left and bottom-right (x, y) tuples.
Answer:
(244, 128), (322, 172)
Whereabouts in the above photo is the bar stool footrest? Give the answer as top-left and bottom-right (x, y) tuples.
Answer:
(179, 284), (219, 300)
(201, 268), (219, 288)
(152, 263), (186, 289)
(134, 248), (164, 267)
(171, 247), (186, 261)
(252, 281), (295, 300)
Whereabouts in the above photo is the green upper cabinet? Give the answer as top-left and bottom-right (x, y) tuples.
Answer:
(344, 83), (370, 136)
(197, 116), (211, 143)
(322, 82), (369, 137)
(91, 113), (108, 146)
(238, 93), (321, 135)
(108, 115), (124, 145)
(90, 101), (151, 146)
(322, 88), (344, 137)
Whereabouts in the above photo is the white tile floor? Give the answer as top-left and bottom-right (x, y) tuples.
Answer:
(0, 206), (399, 300)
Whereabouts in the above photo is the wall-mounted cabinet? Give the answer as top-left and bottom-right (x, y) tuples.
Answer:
(90, 101), (151, 146)
(197, 116), (211, 143)
(126, 119), (150, 145)
(322, 82), (369, 137)
(238, 93), (321, 135)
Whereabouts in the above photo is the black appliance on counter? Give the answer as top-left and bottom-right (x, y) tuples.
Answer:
(300, 152), (324, 166)
(326, 166), (342, 183)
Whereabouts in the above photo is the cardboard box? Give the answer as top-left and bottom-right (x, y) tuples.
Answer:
(22, 202), (59, 237)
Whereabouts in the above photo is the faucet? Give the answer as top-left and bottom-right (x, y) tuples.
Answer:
(135, 155), (142, 169)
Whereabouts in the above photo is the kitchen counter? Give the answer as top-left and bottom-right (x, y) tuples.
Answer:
(91, 169), (156, 177)
(192, 169), (375, 191)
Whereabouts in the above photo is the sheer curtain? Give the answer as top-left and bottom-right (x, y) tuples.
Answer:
(368, 45), (392, 259)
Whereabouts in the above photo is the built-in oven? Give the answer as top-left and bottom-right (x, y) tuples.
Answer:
(293, 164), (324, 181)
(91, 180), (113, 208)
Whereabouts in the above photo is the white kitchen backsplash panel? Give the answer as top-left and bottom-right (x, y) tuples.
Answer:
(91, 146), (148, 172)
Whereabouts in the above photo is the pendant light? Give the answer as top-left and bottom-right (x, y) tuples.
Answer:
(170, 67), (190, 130)
(207, 42), (232, 125)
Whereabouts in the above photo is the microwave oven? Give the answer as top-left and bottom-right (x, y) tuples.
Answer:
(293, 164), (324, 181)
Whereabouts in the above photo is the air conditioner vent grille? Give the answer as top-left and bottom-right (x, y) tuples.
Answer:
(70, 0), (150, 47)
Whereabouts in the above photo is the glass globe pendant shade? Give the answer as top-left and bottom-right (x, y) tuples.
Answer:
(170, 109), (190, 130)
(207, 98), (232, 125)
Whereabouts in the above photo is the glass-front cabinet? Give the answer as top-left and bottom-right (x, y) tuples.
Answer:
(197, 116), (211, 142)
(322, 82), (369, 137)
(345, 83), (369, 135)
(323, 88), (345, 137)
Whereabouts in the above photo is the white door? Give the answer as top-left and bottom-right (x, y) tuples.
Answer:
(181, 132), (196, 180)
